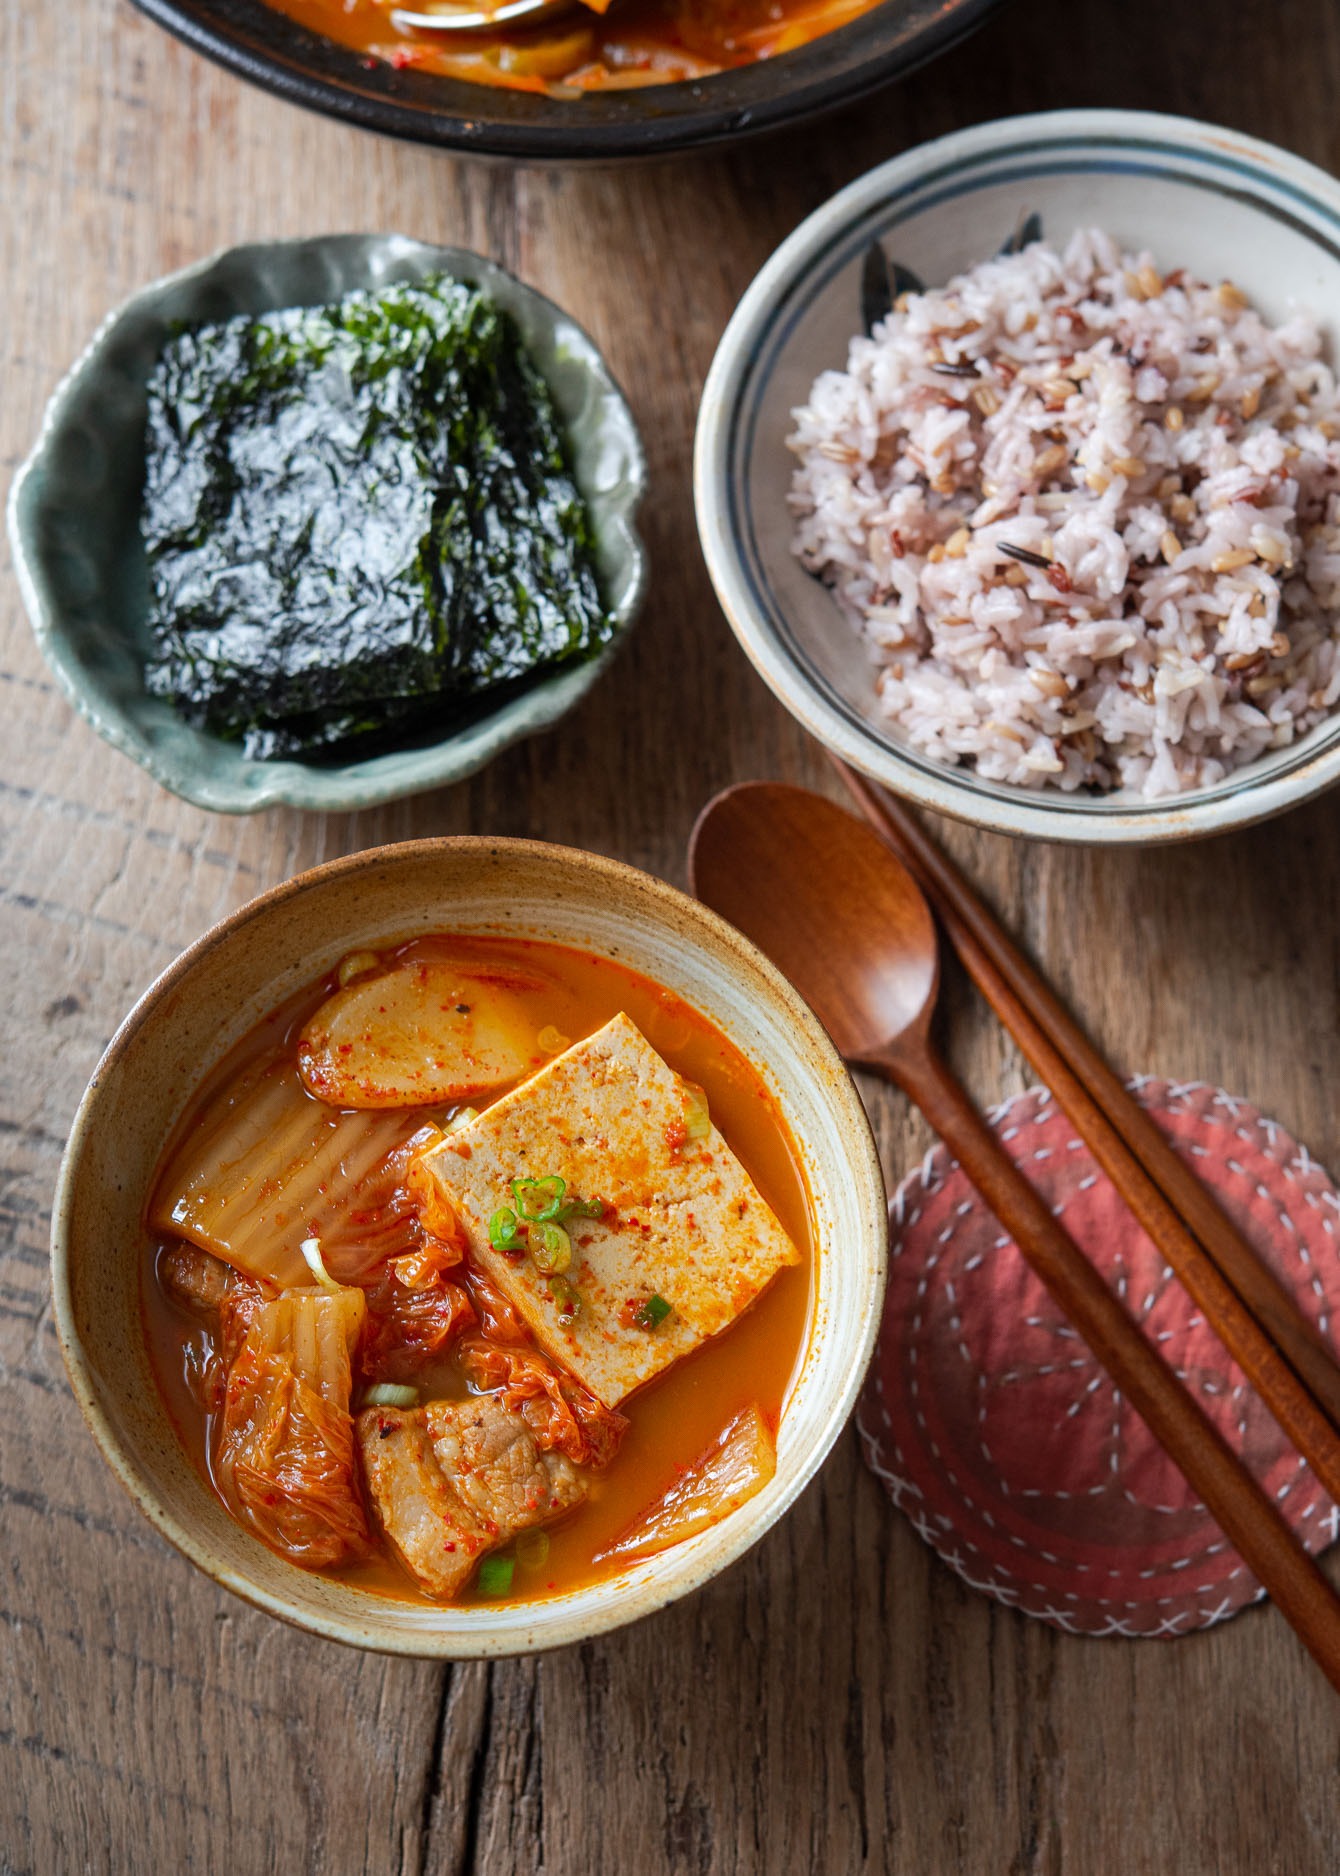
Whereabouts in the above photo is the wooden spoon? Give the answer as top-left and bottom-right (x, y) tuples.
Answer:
(689, 781), (1340, 1689)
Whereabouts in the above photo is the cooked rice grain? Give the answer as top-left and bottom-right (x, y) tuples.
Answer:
(787, 228), (1340, 797)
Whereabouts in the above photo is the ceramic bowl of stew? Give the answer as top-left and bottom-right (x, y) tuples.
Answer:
(128, 0), (1004, 161)
(51, 838), (887, 1656)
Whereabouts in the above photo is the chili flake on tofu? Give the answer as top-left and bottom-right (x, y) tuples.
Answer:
(415, 1013), (801, 1408)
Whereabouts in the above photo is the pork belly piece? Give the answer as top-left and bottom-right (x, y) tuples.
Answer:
(357, 1408), (488, 1598)
(425, 1398), (585, 1537)
(415, 1014), (801, 1408)
(358, 1399), (587, 1598)
(456, 1332), (627, 1469)
(160, 1241), (236, 1315)
(160, 1240), (268, 1400)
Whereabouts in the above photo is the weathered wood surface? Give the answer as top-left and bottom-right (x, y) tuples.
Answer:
(5, 0), (1340, 1869)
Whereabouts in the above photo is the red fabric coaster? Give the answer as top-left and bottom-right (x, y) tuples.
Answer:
(857, 1080), (1340, 1636)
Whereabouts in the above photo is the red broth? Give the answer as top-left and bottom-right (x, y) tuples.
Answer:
(141, 935), (814, 1606)
(262, 0), (885, 94)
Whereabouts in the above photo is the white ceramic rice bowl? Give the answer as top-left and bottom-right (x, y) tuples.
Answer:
(695, 109), (1340, 843)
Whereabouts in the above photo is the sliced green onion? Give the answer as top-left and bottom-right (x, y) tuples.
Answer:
(558, 1195), (604, 1223)
(477, 1555), (515, 1597)
(512, 1175), (566, 1222)
(446, 1105), (479, 1134)
(682, 1082), (711, 1142)
(537, 1025), (570, 1054)
(363, 1382), (419, 1409)
(547, 1276), (582, 1321)
(300, 1237), (343, 1293)
(336, 949), (381, 988)
(529, 1220), (572, 1274)
(514, 1528), (550, 1569)
(489, 1207), (521, 1252)
(634, 1293), (672, 1330)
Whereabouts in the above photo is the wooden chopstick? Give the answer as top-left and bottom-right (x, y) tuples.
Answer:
(901, 1025), (1340, 1693)
(831, 756), (1340, 1511)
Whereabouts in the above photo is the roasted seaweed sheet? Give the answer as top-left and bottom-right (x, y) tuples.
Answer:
(140, 276), (611, 760)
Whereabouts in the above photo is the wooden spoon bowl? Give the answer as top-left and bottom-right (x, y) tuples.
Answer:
(690, 781), (939, 1065)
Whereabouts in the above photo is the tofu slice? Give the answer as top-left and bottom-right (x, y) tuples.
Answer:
(357, 1399), (586, 1599)
(415, 1013), (801, 1408)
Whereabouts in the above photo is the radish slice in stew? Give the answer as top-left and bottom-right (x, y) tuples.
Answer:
(298, 963), (545, 1109)
(595, 1405), (777, 1563)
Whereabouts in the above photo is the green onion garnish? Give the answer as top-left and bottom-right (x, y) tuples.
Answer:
(362, 1382), (419, 1409)
(478, 1555), (515, 1597)
(514, 1528), (550, 1569)
(558, 1195), (604, 1223)
(529, 1220), (573, 1274)
(547, 1276), (582, 1321)
(300, 1237), (343, 1293)
(489, 1207), (521, 1251)
(512, 1175), (567, 1222)
(634, 1294), (672, 1330)
(682, 1083), (711, 1142)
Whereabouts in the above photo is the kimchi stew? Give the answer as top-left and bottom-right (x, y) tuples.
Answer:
(142, 935), (813, 1606)
(263, 0), (887, 95)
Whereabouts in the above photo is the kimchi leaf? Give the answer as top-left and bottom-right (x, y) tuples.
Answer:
(148, 1060), (426, 1289)
(215, 1288), (371, 1568)
(595, 1404), (776, 1563)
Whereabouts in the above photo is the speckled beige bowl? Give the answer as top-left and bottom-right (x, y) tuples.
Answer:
(52, 840), (886, 1656)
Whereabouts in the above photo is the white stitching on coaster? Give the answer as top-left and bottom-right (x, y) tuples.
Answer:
(864, 1077), (1340, 1638)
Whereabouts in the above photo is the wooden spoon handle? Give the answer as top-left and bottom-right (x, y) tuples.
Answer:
(874, 1035), (1340, 1693)
(834, 758), (1340, 1438)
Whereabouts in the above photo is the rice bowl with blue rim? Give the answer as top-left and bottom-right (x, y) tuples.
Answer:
(695, 111), (1340, 844)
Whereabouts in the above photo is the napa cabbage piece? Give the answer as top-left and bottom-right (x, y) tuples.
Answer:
(297, 961), (545, 1108)
(596, 1405), (777, 1563)
(216, 1288), (371, 1568)
(148, 1059), (427, 1288)
(362, 1269), (476, 1386)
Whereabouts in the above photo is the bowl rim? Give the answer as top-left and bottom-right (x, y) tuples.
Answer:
(50, 836), (888, 1656)
(694, 107), (1340, 845)
(8, 232), (648, 816)
(128, 0), (1005, 161)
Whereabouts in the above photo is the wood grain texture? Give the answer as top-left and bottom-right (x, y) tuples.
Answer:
(4, 0), (1340, 1870)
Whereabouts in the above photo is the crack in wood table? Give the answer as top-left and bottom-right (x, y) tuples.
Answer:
(3, 0), (1340, 1868)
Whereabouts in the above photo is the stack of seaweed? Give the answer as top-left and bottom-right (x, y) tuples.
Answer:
(140, 276), (611, 760)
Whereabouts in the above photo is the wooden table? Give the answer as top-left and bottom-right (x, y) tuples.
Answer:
(5, 0), (1340, 1868)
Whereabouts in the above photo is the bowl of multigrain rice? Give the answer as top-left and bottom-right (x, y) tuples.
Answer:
(695, 110), (1340, 844)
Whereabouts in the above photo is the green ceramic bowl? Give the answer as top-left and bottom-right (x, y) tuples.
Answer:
(8, 234), (647, 815)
